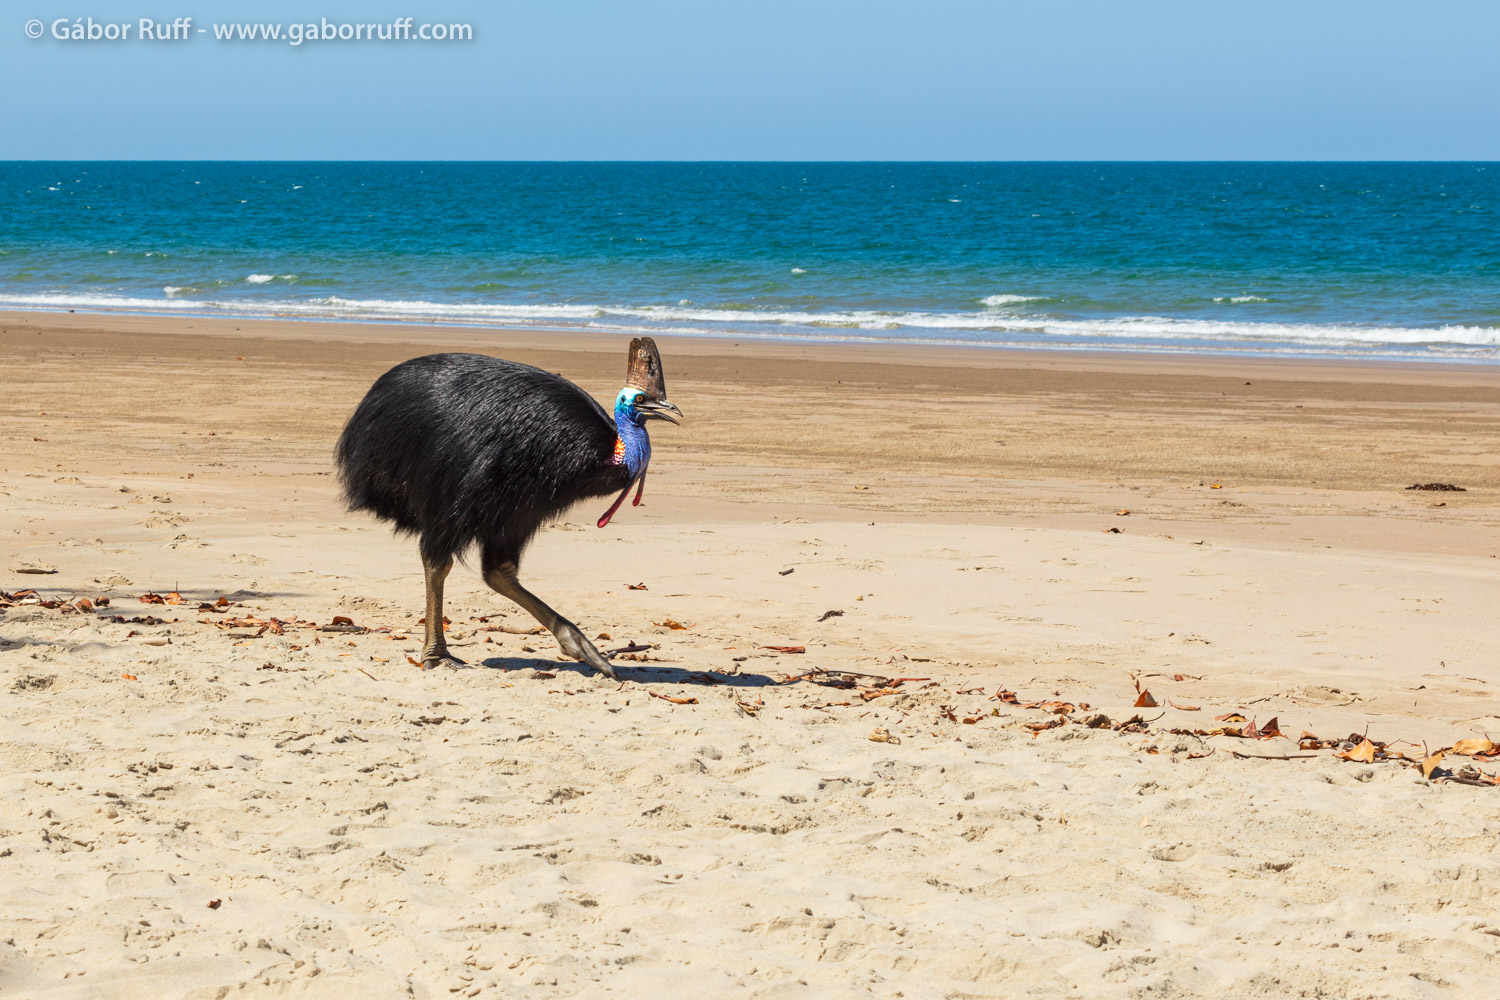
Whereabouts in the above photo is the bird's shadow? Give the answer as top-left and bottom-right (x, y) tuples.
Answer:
(475, 656), (777, 688)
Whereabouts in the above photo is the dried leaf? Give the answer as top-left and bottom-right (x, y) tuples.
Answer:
(654, 619), (689, 630)
(868, 727), (900, 744)
(206, 898), (222, 910)
(1420, 751), (1445, 780)
(164, 591), (186, 605)
(626, 582), (648, 590)
(1169, 700), (1201, 711)
(1116, 509), (1130, 516)
(331, 615), (354, 626)
(121, 673), (137, 681)
(1259, 717), (1283, 739)
(817, 609), (844, 622)
(1452, 738), (1498, 757)
(1337, 739), (1377, 763)
(995, 689), (1020, 704)
(1133, 690), (1158, 708)
(1215, 712), (1247, 724)
(760, 645), (806, 654)
(138, 592), (166, 605)
(650, 692), (698, 705)
(215, 596), (230, 607)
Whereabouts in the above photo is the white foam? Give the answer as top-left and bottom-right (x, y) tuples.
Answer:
(791, 268), (806, 274)
(0, 292), (1494, 355)
(245, 274), (275, 284)
(981, 294), (1041, 307)
(162, 286), (188, 297)
(1214, 295), (1269, 303)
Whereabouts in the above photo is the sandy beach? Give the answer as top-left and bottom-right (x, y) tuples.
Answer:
(3, 310), (1500, 999)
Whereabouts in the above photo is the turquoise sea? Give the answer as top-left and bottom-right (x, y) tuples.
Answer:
(0, 162), (1496, 360)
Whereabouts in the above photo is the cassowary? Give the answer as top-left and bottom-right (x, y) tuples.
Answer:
(335, 337), (683, 678)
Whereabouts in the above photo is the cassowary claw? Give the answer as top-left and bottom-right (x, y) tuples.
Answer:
(421, 649), (468, 670)
(553, 622), (619, 680)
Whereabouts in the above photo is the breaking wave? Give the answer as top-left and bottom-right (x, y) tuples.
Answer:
(1, 292), (1496, 358)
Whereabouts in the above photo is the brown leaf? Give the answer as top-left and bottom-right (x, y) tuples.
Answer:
(650, 692), (698, 705)
(1215, 712), (1247, 724)
(331, 615), (354, 626)
(1168, 700), (1201, 711)
(164, 591), (186, 605)
(406, 656), (421, 666)
(817, 609), (844, 622)
(138, 592), (166, 605)
(961, 716), (981, 725)
(75, 597), (93, 612)
(760, 645), (806, 653)
(215, 596), (230, 607)
(1259, 717), (1283, 739)
(1133, 690), (1158, 708)
(995, 689), (1020, 704)
(206, 899), (222, 910)
(1420, 751), (1445, 780)
(1116, 509), (1130, 516)
(654, 619), (689, 630)
(121, 673), (138, 681)
(1451, 737), (1499, 757)
(1337, 738), (1377, 763)
(626, 582), (649, 590)
(596, 632), (611, 641)
(1172, 673), (1185, 682)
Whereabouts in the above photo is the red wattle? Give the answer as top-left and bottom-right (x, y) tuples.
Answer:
(597, 478), (636, 528)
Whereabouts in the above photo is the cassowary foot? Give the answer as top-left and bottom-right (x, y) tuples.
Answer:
(552, 622), (618, 680)
(420, 644), (467, 670)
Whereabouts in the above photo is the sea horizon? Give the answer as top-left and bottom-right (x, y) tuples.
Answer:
(2, 160), (1496, 363)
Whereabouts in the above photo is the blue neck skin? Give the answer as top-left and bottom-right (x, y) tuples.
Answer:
(614, 389), (652, 479)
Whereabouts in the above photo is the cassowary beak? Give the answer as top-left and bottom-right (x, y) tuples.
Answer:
(636, 398), (684, 425)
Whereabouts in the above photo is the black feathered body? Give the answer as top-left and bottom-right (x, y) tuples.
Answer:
(336, 353), (630, 570)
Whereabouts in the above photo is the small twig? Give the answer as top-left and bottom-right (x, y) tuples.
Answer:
(357, 667), (379, 681)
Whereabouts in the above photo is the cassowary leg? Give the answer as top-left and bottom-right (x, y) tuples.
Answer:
(420, 554), (465, 669)
(483, 560), (618, 680)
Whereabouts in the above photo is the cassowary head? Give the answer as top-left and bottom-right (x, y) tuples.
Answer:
(599, 337), (682, 528)
(615, 337), (682, 427)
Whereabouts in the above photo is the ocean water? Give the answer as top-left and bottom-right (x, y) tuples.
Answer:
(1, 161), (1496, 361)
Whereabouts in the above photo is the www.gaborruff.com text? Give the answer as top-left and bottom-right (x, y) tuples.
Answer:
(30, 17), (474, 45)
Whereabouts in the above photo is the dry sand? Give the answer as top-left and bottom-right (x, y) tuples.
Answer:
(2, 311), (1500, 999)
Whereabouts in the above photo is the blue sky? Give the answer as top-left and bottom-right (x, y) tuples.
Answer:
(4, 0), (1498, 160)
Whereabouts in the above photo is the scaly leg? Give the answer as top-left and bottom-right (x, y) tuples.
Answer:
(420, 554), (465, 669)
(483, 560), (618, 680)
